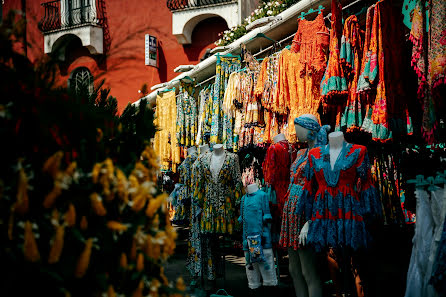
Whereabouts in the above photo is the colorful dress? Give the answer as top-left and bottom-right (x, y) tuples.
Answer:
(410, 0), (446, 143)
(279, 149), (309, 250)
(173, 152), (197, 225)
(358, 0), (413, 141)
(297, 142), (382, 251)
(176, 86), (198, 148)
(194, 150), (243, 234)
(210, 55), (241, 150)
(196, 86), (213, 146)
(337, 15), (364, 132)
(320, 0), (348, 103)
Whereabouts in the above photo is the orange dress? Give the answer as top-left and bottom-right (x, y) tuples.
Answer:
(275, 14), (330, 141)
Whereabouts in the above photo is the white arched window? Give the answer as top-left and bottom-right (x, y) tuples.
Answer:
(68, 67), (94, 95)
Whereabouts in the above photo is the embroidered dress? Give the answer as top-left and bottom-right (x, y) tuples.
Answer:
(194, 150), (243, 234)
(196, 87), (213, 145)
(176, 84), (198, 147)
(337, 15), (364, 132)
(153, 90), (181, 172)
(320, 0), (348, 104)
(279, 149), (309, 250)
(210, 55), (241, 149)
(359, 0), (413, 141)
(173, 152), (198, 225)
(276, 14), (330, 141)
(410, 0), (446, 143)
(297, 142), (382, 252)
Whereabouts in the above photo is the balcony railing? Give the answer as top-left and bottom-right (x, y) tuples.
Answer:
(38, 0), (105, 32)
(167, 0), (236, 11)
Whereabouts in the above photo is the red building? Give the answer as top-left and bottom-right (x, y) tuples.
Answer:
(1, 0), (258, 112)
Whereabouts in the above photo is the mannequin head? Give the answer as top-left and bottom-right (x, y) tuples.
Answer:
(294, 114), (331, 148)
(294, 114), (318, 143)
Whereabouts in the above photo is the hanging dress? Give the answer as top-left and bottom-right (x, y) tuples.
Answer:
(173, 152), (198, 225)
(275, 13), (330, 141)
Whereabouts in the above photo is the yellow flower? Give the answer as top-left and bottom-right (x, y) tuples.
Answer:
(48, 225), (65, 264)
(132, 279), (144, 297)
(90, 193), (107, 216)
(24, 221), (40, 262)
(160, 267), (168, 285)
(15, 167), (29, 214)
(176, 277), (186, 292)
(120, 252), (128, 269)
(106, 221), (128, 232)
(43, 151), (63, 178)
(65, 161), (77, 177)
(92, 163), (102, 183)
(43, 184), (62, 208)
(132, 192), (147, 212)
(116, 169), (128, 202)
(75, 238), (93, 278)
(80, 216), (88, 230)
(136, 252), (144, 272)
(107, 285), (116, 297)
(146, 193), (167, 218)
(96, 128), (103, 142)
(65, 203), (76, 227)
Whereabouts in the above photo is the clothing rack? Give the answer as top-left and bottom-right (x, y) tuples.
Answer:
(196, 0), (366, 88)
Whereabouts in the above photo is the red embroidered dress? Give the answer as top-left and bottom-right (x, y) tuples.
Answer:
(297, 142), (382, 251)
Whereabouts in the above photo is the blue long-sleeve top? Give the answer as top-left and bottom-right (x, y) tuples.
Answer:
(238, 190), (273, 251)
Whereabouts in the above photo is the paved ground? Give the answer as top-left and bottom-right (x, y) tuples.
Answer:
(164, 225), (414, 297)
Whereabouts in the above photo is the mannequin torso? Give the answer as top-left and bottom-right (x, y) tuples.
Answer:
(328, 131), (345, 170)
(246, 183), (259, 194)
(210, 144), (226, 179)
(187, 146), (197, 156)
(273, 133), (287, 143)
(199, 144), (209, 155)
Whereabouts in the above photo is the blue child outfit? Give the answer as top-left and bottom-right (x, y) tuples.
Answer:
(239, 189), (278, 289)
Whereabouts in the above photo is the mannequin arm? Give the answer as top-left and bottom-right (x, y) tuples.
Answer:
(299, 220), (311, 246)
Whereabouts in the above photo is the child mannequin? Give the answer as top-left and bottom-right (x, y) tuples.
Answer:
(240, 183), (278, 296)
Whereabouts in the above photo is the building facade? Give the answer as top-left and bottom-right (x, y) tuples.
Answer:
(2, 0), (257, 112)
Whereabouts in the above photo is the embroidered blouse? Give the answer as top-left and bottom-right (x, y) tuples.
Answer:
(238, 190), (273, 251)
(194, 151), (243, 235)
(297, 142), (383, 251)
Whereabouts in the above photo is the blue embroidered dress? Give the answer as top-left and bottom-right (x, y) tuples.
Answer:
(297, 142), (382, 251)
(238, 190), (273, 251)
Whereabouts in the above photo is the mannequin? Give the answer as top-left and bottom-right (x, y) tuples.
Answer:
(210, 144), (226, 179)
(284, 114), (324, 297)
(199, 144), (209, 155)
(328, 131), (344, 170)
(273, 133), (287, 144)
(187, 146), (197, 156)
(246, 183), (259, 194)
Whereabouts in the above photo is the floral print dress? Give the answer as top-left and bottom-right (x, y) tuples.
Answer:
(194, 150), (243, 235)
(173, 153), (197, 225)
(279, 149), (309, 250)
